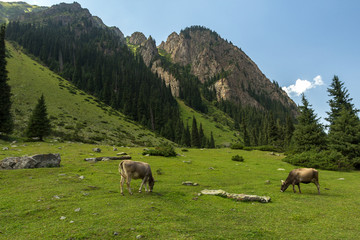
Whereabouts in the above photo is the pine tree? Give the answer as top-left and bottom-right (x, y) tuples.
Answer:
(209, 131), (215, 148)
(181, 124), (191, 147)
(267, 112), (278, 146)
(292, 94), (327, 153)
(191, 116), (200, 147)
(198, 123), (206, 148)
(0, 24), (13, 135)
(26, 94), (51, 141)
(328, 108), (360, 161)
(326, 75), (357, 127)
(284, 115), (295, 148)
(242, 120), (250, 146)
(326, 77), (360, 168)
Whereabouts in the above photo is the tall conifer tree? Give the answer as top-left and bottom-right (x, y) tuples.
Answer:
(327, 77), (360, 168)
(292, 94), (326, 153)
(191, 116), (200, 147)
(326, 75), (356, 127)
(26, 94), (51, 141)
(0, 24), (13, 135)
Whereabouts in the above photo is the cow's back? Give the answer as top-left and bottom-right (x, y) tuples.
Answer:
(121, 160), (150, 179)
(293, 168), (318, 183)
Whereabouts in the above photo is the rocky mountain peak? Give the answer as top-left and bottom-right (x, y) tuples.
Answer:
(139, 36), (157, 67)
(158, 25), (297, 113)
(129, 32), (147, 45)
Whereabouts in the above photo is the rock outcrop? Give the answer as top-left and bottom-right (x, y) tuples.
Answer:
(201, 189), (271, 203)
(129, 32), (180, 97)
(0, 153), (61, 170)
(158, 26), (297, 113)
(84, 155), (131, 162)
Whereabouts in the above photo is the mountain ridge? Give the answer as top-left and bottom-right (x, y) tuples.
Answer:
(129, 25), (297, 117)
(4, 2), (297, 148)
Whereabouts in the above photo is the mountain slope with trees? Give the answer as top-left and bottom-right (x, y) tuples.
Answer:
(5, 41), (169, 146)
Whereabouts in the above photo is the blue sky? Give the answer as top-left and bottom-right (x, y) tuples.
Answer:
(4, 0), (360, 124)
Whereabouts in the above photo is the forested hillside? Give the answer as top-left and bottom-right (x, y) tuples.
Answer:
(5, 41), (170, 146)
(6, 3), (183, 143)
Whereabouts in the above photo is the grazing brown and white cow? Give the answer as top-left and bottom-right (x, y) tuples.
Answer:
(280, 168), (320, 194)
(119, 160), (155, 195)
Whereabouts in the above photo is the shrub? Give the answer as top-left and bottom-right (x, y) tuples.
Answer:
(143, 144), (177, 157)
(231, 155), (244, 162)
(230, 143), (244, 150)
(283, 150), (355, 171)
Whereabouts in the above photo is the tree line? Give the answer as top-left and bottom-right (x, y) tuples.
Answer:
(285, 75), (360, 170)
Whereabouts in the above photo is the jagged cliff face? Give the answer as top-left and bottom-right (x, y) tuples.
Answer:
(129, 32), (180, 97)
(158, 27), (297, 112)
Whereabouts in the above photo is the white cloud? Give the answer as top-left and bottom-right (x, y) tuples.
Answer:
(313, 75), (324, 86)
(282, 75), (324, 96)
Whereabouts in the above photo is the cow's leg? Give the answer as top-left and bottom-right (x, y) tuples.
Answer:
(120, 176), (125, 195)
(314, 180), (320, 194)
(126, 177), (133, 195)
(292, 183), (296, 193)
(297, 184), (301, 194)
(139, 177), (148, 193)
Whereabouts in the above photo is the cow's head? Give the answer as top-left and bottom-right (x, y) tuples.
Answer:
(280, 180), (288, 192)
(149, 176), (155, 192)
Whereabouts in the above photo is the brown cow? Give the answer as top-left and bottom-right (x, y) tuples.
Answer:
(119, 160), (155, 195)
(280, 168), (320, 194)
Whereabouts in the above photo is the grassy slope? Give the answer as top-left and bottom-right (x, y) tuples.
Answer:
(6, 42), (168, 146)
(0, 142), (359, 239)
(178, 99), (239, 147)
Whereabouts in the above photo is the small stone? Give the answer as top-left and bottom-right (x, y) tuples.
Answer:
(338, 178), (345, 180)
(53, 195), (61, 199)
(182, 160), (192, 164)
(209, 167), (214, 170)
(92, 148), (101, 153)
(113, 232), (119, 235)
(265, 180), (271, 184)
(2, 147), (9, 151)
(113, 147), (118, 151)
(79, 176), (84, 180)
(74, 208), (81, 212)
(136, 235), (143, 239)
(277, 168), (285, 171)
(60, 216), (66, 220)
(182, 181), (198, 186)
(69, 220), (74, 223)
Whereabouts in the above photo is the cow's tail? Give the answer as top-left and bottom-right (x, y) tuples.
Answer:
(119, 161), (126, 178)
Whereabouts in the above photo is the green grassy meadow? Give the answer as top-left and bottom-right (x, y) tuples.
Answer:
(0, 142), (359, 239)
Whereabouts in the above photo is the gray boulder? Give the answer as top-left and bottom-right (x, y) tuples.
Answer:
(0, 153), (61, 170)
(92, 148), (101, 153)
